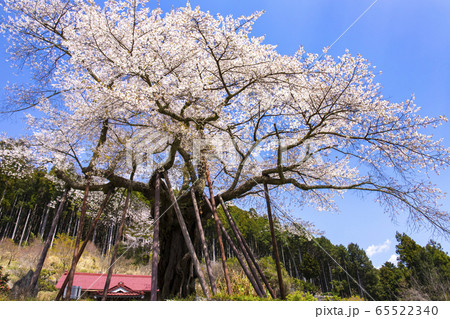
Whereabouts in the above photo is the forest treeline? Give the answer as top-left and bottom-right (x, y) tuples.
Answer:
(0, 139), (449, 301)
(207, 205), (450, 301)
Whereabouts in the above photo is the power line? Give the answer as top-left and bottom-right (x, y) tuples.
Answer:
(318, 0), (380, 61)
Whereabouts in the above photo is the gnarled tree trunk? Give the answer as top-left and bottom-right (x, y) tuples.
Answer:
(151, 190), (209, 300)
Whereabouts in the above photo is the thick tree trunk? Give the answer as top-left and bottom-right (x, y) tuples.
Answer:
(158, 218), (194, 299)
(163, 172), (211, 300)
(149, 185), (212, 300)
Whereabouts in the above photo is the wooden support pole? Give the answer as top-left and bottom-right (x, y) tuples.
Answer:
(221, 201), (276, 299)
(56, 189), (112, 300)
(218, 195), (275, 298)
(102, 188), (131, 301)
(218, 197), (266, 296)
(150, 173), (161, 301)
(29, 187), (69, 296)
(263, 183), (286, 300)
(204, 196), (267, 297)
(218, 219), (265, 297)
(204, 162), (232, 295)
(64, 180), (90, 300)
(163, 171), (211, 300)
(190, 188), (216, 296)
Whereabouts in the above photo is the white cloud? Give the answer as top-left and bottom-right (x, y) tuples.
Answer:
(388, 254), (398, 264)
(366, 239), (391, 257)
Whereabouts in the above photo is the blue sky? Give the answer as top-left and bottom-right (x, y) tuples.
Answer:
(1, 0), (450, 268)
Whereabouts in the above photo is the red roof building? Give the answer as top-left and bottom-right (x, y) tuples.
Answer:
(56, 272), (152, 300)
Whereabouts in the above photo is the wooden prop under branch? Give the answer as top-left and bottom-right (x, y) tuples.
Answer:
(150, 173), (161, 301)
(203, 195), (265, 298)
(29, 187), (70, 296)
(218, 195), (275, 299)
(191, 187), (217, 296)
(263, 183), (286, 300)
(204, 161), (232, 295)
(62, 180), (91, 301)
(56, 188), (113, 300)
